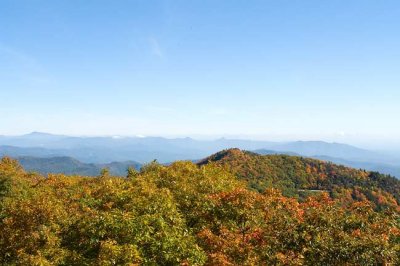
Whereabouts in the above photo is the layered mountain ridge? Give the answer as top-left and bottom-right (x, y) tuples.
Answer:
(1, 132), (399, 177)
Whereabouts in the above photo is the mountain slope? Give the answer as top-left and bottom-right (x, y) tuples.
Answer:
(16, 156), (141, 176)
(312, 155), (400, 178)
(253, 149), (300, 156)
(198, 149), (400, 210)
(254, 149), (400, 178)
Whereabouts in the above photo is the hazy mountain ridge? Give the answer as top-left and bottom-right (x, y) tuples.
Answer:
(0, 132), (399, 177)
(16, 156), (141, 176)
(312, 155), (400, 178)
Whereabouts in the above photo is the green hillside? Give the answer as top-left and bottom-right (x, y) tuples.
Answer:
(16, 156), (141, 176)
(198, 149), (400, 211)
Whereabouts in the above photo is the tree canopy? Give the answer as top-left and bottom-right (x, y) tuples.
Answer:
(0, 155), (399, 265)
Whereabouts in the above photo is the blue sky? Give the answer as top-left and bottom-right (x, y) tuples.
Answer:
(1, 1), (400, 147)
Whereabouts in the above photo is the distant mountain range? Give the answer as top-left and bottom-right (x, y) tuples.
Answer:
(0, 132), (399, 178)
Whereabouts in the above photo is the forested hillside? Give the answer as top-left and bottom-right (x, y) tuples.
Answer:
(16, 156), (141, 176)
(0, 155), (399, 265)
(198, 149), (400, 211)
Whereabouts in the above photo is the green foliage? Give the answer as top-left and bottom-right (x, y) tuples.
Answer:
(100, 167), (110, 178)
(0, 157), (25, 198)
(199, 149), (400, 211)
(126, 166), (138, 179)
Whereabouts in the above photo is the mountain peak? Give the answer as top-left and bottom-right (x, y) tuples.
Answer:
(197, 148), (247, 165)
(26, 132), (56, 137)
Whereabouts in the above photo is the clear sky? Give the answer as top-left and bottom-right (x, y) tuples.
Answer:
(1, 1), (400, 148)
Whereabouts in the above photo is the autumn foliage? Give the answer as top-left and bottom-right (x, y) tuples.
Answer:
(0, 155), (399, 265)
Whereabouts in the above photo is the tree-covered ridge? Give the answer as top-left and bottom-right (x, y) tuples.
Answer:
(16, 156), (141, 176)
(0, 156), (399, 265)
(198, 149), (400, 211)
